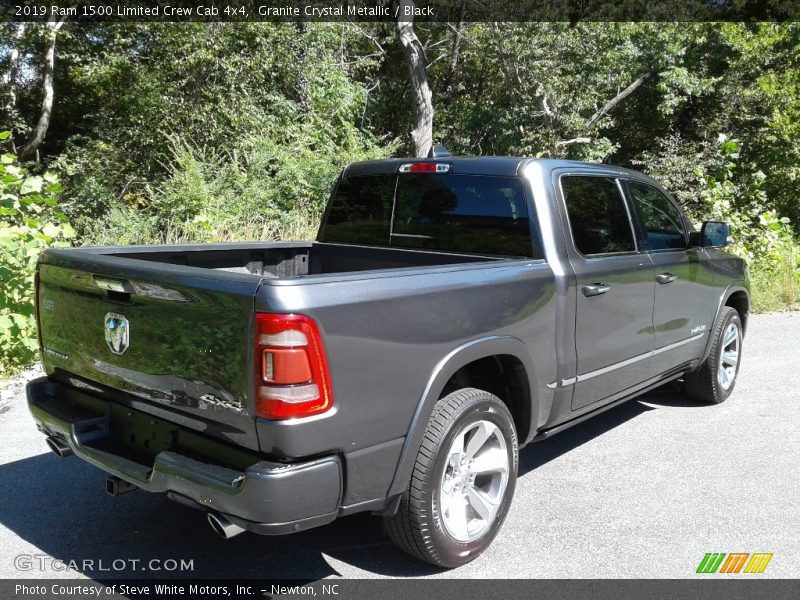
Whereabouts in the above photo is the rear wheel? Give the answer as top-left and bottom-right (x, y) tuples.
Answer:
(383, 388), (518, 567)
(685, 307), (743, 404)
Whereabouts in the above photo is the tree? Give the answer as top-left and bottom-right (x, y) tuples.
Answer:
(3, 22), (27, 152)
(18, 16), (67, 160)
(395, 0), (433, 157)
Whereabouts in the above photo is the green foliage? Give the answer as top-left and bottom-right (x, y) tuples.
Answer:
(3, 20), (800, 332)
(36, 22), (396, 245)
(749, 243), (800, 313)
(0, 136), (74, 375)
(692, 135), (794, 266)
(141, 120), (391, 243)
(643, 133), (800, 312)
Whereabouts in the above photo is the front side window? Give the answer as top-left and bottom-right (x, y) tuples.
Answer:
(561, 176), (636, 255)
(626, 181), (687, 250)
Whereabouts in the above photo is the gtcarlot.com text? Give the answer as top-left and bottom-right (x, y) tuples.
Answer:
(13, 553), (194, 573)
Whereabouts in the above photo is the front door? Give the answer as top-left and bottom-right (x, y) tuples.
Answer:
(623, 179), (717, 362)
(559, 174), (656, 410)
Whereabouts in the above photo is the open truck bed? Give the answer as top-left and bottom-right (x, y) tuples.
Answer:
(92, 241), (502, 278)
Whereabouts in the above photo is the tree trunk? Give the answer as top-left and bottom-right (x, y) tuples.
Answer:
(4, 23), (27, 123)
(395, 0), (433, 158)
(19, 17), (65, 161)
(293, 20), (309, 117)
(442, 0), (467, 105)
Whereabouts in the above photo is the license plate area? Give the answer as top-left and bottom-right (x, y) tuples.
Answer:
(106, 403), (179, 465)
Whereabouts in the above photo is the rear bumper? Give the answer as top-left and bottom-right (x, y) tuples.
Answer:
(26, 377), (342, 535)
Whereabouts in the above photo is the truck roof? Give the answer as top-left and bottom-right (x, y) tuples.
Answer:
(343, 156), (657, 182)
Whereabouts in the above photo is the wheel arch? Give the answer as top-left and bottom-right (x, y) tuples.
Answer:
(699, 283), (750, 364)
(386, 336), (539, 498)
(725, 289), (750, 333)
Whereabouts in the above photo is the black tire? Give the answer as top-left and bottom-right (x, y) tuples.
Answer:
(383, 388), (518, 568)
(684, 307), (743, 404)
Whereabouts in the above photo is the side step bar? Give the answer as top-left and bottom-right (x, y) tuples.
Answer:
(533, 371), (685, 442)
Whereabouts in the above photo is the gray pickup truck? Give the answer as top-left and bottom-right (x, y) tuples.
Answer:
(27, 151), (749, 567)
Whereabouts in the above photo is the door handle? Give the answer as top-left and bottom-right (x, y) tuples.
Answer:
(582, 283), (610, 297)
(656, 272), (676, 285)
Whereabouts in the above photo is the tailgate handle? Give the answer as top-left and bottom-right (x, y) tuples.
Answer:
(94, 276), (135, 303)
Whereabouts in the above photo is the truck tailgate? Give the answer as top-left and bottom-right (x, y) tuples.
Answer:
(36, 254), (260, 450)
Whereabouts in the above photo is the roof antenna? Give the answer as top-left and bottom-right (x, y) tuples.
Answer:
(427, 144), (452, 159)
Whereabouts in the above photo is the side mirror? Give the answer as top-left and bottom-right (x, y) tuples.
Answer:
(692, 221), (731, 247)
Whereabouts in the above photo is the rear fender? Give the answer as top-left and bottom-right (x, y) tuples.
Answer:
(386, 336), (538, 498)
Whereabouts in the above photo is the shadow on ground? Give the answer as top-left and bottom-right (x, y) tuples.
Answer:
(0, 387), (695, 581)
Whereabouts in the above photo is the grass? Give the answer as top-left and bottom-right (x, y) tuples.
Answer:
(749, 244), (800, 313)
(80, 208), (321, 246)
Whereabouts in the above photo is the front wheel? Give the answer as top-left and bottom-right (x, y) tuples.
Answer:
(383, 388), (518, 567)
(685, 306), (743, 404)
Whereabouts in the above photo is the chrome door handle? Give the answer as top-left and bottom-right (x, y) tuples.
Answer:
(582, 283), (610, 297)
(656, 273), (676, 285)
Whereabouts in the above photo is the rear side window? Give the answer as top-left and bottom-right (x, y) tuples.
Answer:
(322, 173), (540, 258)
(626, 181), (687, 250)
(561, 176), (636, 255)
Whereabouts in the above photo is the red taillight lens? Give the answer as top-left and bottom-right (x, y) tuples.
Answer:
(398, 162), (451, 173)
(262, 348), (312, 384)
(254, 313), (333, 420)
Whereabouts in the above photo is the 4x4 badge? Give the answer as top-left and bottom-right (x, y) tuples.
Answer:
(104, 312), (129, 355)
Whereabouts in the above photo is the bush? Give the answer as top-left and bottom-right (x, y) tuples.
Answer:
(749, 242), (800, 313)
(692, 136), (794, 266)
(0, 133), (74, 375)
(80, 118), (394, 245)
(643, 133), (799, 312)
(691, 136), (800, 312)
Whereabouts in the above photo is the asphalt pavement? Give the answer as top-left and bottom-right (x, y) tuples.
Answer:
(1, 313), (798, 580)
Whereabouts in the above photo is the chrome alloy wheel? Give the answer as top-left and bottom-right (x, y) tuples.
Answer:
(718, 322), (740, 391)
(438, 419), (509, 542)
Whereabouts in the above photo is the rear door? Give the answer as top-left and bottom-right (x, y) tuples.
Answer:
(623, 179), (716, 363)
(558, 174), (655, 410)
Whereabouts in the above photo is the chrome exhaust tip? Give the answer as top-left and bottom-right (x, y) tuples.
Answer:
(208, 513), (246, 540)
(46, 436), (73, 458)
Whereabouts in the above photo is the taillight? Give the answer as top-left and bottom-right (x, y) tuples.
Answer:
(255, 313), (333, 420)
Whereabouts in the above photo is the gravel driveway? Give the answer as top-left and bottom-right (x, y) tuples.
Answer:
(1, 313), (798, 579)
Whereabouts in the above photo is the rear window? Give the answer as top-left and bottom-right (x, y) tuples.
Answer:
(322, 174), (539, 258)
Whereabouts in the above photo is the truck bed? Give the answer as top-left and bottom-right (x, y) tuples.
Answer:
(97, 241), (502, 278)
